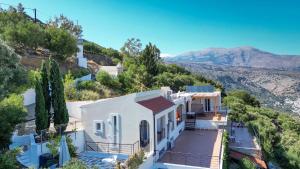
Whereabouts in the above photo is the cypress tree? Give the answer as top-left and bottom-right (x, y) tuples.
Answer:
(40, 60), (51, 128)
(49, 59), (69, 132)
(35, 78), (48, 134)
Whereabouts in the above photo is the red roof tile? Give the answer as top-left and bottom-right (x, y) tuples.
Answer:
(137, 96), (174, 114)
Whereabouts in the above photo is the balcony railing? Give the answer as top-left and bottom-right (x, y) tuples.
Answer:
(85, 140), (139, 155)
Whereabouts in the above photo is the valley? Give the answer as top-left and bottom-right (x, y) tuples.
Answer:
(165, 47), (300, 115)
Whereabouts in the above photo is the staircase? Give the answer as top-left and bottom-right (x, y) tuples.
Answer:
(17, 150), (31, 168)
(10, 134), (39, 169)
(185, 118), (196, 130)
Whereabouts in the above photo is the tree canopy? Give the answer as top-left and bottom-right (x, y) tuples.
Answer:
(225, 90), (300, 169)
(49, 59), (69, 131)
(0, 39), (27, 100)
(0, 7), (78, 61)
(0, 94), (27, 150)
(34, 78), (48, 134)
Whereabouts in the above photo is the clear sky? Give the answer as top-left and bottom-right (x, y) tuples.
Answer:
(1, 0), (300, 55)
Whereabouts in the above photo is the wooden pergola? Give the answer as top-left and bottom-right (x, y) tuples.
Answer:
(192, 93), (220, 115)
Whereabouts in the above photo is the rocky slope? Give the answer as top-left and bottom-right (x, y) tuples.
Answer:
(165, 47), (300, 115)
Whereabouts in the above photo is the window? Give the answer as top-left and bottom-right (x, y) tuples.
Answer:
(94, 120), (104, 133)
(157, 116), (166, 144)
(176, 105), (183, 125)
(168, 111), (175, 131)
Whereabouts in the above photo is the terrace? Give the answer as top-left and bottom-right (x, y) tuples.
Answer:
(193, 112), (227, 121)
(158, 129), (223, 169)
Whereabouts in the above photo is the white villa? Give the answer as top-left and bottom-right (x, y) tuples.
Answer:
(12, 85), (228, 169)
(74, 85), (227, 169)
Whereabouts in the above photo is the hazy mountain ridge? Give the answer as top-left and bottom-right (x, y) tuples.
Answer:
(165, 47), (300, 114)
(166, 47), (300, 70)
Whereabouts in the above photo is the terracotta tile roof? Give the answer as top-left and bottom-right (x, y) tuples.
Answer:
(137, 96), (174, 114)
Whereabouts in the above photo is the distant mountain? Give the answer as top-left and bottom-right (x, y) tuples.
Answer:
(165, 47), (300, 115)
(165, 47), (300, 70)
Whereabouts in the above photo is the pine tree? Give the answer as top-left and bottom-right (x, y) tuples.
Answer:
(35, 78), (48, 134)
(49, 59), (69, 132)
(40, 60), (51, 128)
(140, 43), (161, 77)
(17, 3), (25, 14)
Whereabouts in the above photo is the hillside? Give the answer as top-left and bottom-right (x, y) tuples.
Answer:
(165, 47), (300, 115)
(166, 47), (300, 70)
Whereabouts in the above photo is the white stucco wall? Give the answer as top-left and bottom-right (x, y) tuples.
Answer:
(66, 101), (94, 119)
(154, 104), (185, 154)
(78, 57), (88, 68)
(77, 45), (83, 58)
(22, 88), (36, 106)
(81, 94), (155, 153)
(77, 43), (87, 68)
(196, 120), (218, 129)
(68, 131), (85, 153)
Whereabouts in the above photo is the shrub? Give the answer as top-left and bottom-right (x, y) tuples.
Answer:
(77, 81), (98, 91)
(0, 148), (21, 169)
(66, 135), (77, 157)
(96, 71), (121, 89)
(46, 134), (60, 157)
(78, 90), (100, 100)
(239, 157), (256, 169)
(70, 68), (90, 79)
(45, 26), (77, 61)
(62, 159), (88, 169)
(126, 151), (145, 169)
(0, 94), (27, 149)
(222, 131), (229, 169)
(0, 39), (27, 99)
(64, 72), (78, 100)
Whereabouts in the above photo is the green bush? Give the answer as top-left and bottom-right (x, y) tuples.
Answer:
(239, 157), (256, 169)
(77, 81), (99, 91)
(126, 151), (145, 169)
(46, 134), (60, 157)
(70, 68), (90, 79)
(0, 39), (27, 99)
(0, 10), (78, 61)
(227, 90), (260, 107)
(83, 41), (122, 60)
(224, 90), (300, 169)
(0, 94), (27, 149)
(0, 149), (21, 169)
(45, 27), (77, 60)
(62, 159), (88, 169)
(96, 71), (121, 89)
(78, 90), (100, 100)
(222, 131), (229, 169)
(66, 135), (77, 157)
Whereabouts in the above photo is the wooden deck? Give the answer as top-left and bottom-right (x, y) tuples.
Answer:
(159, 130), (223, 169)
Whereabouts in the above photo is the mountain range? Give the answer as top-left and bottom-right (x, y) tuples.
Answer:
(166, 47), (300, 70)
(165, 47), (300, 115)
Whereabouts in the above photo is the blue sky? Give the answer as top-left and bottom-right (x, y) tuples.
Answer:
(1, 0), (300, 55)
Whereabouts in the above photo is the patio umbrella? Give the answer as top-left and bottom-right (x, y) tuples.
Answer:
(59, 135), (71, 167)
